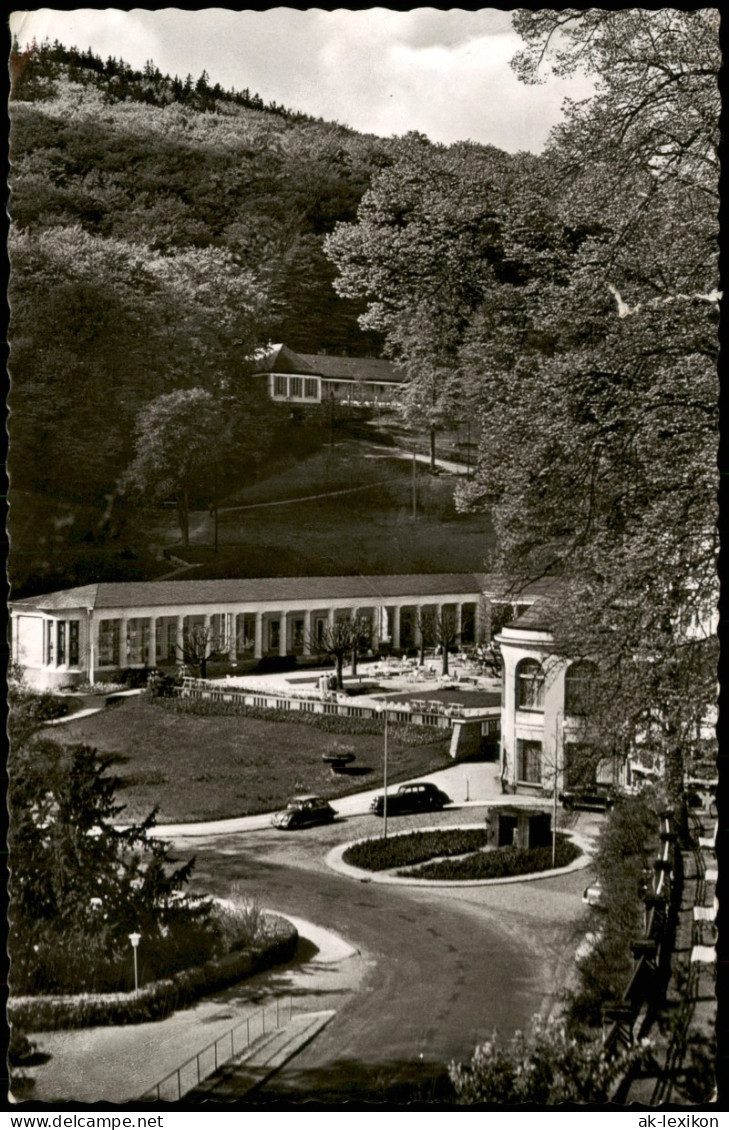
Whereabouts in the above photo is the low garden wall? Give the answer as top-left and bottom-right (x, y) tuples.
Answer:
(180, 676), (498, 733)
(9, 916), (297, 1033)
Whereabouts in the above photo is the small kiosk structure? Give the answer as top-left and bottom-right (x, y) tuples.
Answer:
(484, 805), (552, 850)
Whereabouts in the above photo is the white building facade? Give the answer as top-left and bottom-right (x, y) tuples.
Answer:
(497, 604), (620, 796)
(10, 573), (527, 691)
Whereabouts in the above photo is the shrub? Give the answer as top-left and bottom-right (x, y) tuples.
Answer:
(343, 829), (489, 871)
(566, 791), (662, 1029)
(120, 666), (153, 689)
(398, 835), (580, 880)
(146, 670), (183, 697)
(8, 915), (297, 1032)
(255, 655), (298, 674)
(154, 695), (445, 745)
(449, 1015), (652, 1104)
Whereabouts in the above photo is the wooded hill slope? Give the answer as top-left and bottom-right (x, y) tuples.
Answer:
(9, 41), (493, 594)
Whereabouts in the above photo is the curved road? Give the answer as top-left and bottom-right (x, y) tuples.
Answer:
(177, 812), (593, 1103)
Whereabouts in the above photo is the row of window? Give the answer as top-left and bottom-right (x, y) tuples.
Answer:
(45, 620), (79, 667)
(516, 738), (599, 787)
(516, 659), (598, 716)
(272, 375), (320, 400)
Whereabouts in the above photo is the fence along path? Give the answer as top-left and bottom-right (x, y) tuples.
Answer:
(140, 997), (293, 1102)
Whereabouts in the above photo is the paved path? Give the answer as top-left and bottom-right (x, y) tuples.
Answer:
(25, 919), (363, 1105)
(154, 758), (531, 837)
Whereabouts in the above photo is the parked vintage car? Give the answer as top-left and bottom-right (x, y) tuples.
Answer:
(559, 785), (617, 812)
(369, 781), (451, 817)
(582, 878), (605, 907)
(271, 795), (337, 830)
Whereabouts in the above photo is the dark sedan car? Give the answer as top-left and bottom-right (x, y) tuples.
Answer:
(370, 781), (451, 817)
(271, 795), (337, 830)
(559, 785), (617, 812)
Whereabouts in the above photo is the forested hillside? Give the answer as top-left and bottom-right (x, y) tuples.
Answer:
(7, 40), (436, 594)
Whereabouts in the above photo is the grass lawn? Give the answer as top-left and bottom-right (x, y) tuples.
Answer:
(149, 440), (494, 578)
(46, 696), (452, 824)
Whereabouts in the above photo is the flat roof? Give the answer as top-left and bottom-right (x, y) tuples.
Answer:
(12, 573), (494, 612)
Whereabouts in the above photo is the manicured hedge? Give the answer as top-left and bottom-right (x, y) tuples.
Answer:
(398, 835), (581, 880)
(8, 916), (297, 1033)
(155, 695), (444, 745)
(343, 828), (489, 871)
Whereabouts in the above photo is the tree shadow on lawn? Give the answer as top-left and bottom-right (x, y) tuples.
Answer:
(242, 1056), (456, 1107)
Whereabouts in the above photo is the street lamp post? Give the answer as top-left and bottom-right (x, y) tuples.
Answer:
(383, 705), (389, 840)
(129, 932), (141, 995)
(553, 713), (562, 868)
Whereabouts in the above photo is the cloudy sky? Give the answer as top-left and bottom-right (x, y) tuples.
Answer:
(10, 8), (594, 152)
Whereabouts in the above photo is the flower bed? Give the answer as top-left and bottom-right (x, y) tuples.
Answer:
(8, 914), (297, 1032)
(342, 828), (489, 871)
(398, 835), (581, 880)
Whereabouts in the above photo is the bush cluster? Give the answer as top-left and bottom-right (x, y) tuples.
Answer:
(398, 835), (581, 881)
(120, 666), (154, 689)
(566, 790), (661, 1029)
(8, 915), (297, 1032)
(343, 829), (488, 871)
(153, 694), (444, 745)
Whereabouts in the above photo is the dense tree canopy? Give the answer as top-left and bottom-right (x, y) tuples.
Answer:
(325, 9), (720, 821)
(459, 9), (720, 821)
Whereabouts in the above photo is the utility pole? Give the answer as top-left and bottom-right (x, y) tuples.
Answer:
(383, 706), (389, 839)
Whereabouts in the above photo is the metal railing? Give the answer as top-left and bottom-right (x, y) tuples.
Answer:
(139, 997), (293, 1103)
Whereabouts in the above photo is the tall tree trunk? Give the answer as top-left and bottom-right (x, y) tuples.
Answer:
(664, 732), (688, 844)
(441, 645), (449, 676)
(430, 427), (436, 472)
(336, 654), (344, 689)
(351, 647), (358, 678)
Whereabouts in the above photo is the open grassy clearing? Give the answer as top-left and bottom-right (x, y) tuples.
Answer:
(46, 695), (452, 824)
(146, 444), (493, 579)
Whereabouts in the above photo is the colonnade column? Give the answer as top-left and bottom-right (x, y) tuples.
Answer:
(474, 600), (485, 645)
(176, 614), (185, 665)
(87, 612), (95, 685)
(148, 616), (157, 667)
(414, 604), (423, 650)
(279, 611), (288, 657)
(303, 610), (312, 656)
(228, 613), (237, 663)
(455, 603), (463, 645)
(119, 617), (128, 668)
(327, 607), (336, 634)
(391, 605), (401, 650)
(254, 612), (263, 659)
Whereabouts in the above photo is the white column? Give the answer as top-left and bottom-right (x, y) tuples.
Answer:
(119, 617), (128, 667)
(176, 615), (185, 664)
(148, 616), (157, 667)
(228, 614), (237, 663)
(327, 607), (336, 632)
(87, 612), (95, 684)
(279, 611), (287, 657)
(392, 605), (401, 649)
(254, 611), (263, 659)
(414, 604), (423, 649)
(475, 601), (484, 645)
(455, 603), (463, 644)
(303, 610), (312, 656)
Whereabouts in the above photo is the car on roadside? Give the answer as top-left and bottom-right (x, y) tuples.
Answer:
(582, 878), (605, 908)
(559, 784), (617, 812)
(369, 781), (452, 817)
(271, 795), (337, 830)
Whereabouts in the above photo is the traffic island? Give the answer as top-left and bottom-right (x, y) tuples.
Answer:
(327, 824), (592, 887)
